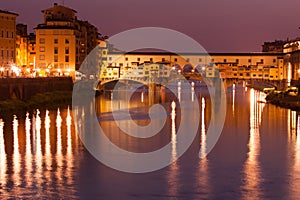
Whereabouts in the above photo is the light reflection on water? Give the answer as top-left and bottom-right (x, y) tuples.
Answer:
(13, 115), (20, 187)
(1, 86), (300, 198)
(0, 118), (6, 187)
(0, 108), (78, 199)
(241, 89), (265, 199)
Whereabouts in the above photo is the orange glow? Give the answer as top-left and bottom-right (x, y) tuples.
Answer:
(0, 119), (6, 185)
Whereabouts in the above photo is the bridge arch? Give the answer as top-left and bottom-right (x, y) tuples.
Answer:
(183, 64), (193, 73)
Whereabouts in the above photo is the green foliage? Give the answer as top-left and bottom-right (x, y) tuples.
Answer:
(0, 91), (72, 116)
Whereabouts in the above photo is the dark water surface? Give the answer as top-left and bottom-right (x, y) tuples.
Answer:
(0, 85), (300, 199)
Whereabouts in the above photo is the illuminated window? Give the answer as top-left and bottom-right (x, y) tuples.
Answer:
(39, 47), (45, 52)
(39, 38), (45, 44)
(39, 55), (45, 60)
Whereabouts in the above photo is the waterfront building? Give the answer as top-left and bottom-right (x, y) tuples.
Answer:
(262, 40), (287, 53)
(0, 9), (18, 75)
(27, 33), (36, 69)
(16, 24), (29, 68)
(34, 3), (99, 78)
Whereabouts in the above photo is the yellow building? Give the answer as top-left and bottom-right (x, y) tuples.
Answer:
(16, 24), (29, 68)
(0, 9), (18, 76)
(35, 3), (99, 78)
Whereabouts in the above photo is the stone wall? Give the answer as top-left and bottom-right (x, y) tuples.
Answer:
(0, 77), (73, 100)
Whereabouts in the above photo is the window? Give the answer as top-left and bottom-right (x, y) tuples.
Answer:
(65, 39), (69, 44)
(6, 31), (9, 38)
(248, 59), (251, 63)
(11, 32), (13, 38)
(236, 59), (239, 63)
(186, 58), (190, 62)
(39, 55), (45, 60)
(54, 55), (58, 62)
(224, 59), (227, 63)
(150, 58), (153, 62)
(11, 50), (14, 58)
(261, 59), (264, 64)
(109, 57), (112, 61)
(211, 59), (214, 62)
(39, 47), (45, 52)
(137, 58), (140, 61)
(39, 38), (45, 44)
(174, 58), (177, 62)
(199, 58), (202, 62)
(65, 47), (69, 54)
(1, 31), (3, 38)
(125, 57), (128, 61)
(54, 47), (58, 54)
(1, 50), (3, 58)
(54, 39), (58, 44)
(273, 59), (276, 63)
(65, 56), (69, 62)
(162, 58), (165, 62)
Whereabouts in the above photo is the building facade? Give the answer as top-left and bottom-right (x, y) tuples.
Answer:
(97, 51), (285, 82)
(0, 10), (18, 75)
(35, 3), (99, 77)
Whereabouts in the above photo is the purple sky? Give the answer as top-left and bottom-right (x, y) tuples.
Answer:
(2, 0), (300, 52)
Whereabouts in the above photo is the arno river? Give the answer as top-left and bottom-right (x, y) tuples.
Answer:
(1, 84), (300, 199)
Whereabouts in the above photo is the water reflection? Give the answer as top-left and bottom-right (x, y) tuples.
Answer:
(0, 108), (78, 198)
(242, 89), (265, 199)
(197, 97), (210, 198)
(2, 86), (300, 198)
(0, 118), (6, 186)
(13, 115), (21, 186)
(25, 113), (32, 187)
(290, 112), (300, 198)
(56, 108), (63, 189)
(288, 110), (297, 142)
(232, 84), (235, 116)
(66, 107), (73, 185)
(167, 101), (179, 197)
(35, 110), (43, 187)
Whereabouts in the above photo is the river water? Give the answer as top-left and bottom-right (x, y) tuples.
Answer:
(1, 84), (300, 199)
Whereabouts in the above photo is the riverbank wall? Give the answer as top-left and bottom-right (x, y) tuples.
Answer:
(0, 77), (73, 101)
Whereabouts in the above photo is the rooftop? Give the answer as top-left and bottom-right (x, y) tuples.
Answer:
(0, 9), (18, 16)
